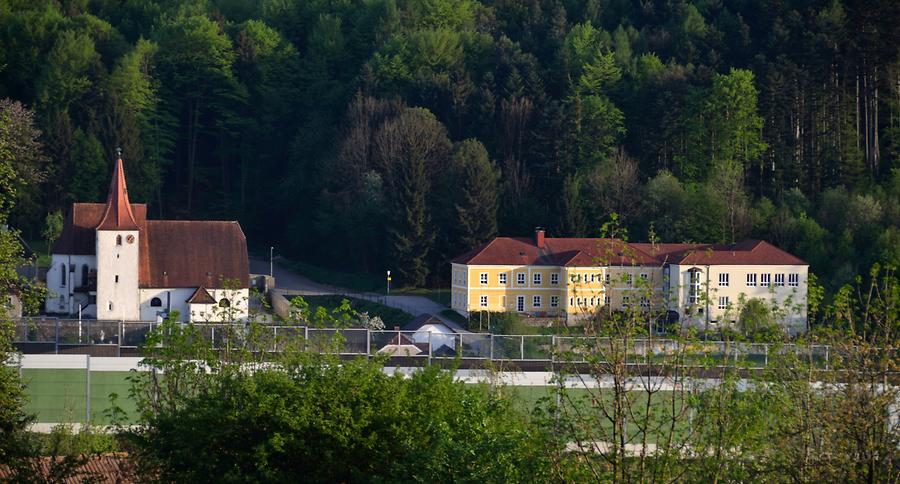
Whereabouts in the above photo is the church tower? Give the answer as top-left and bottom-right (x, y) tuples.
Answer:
(95, 150), (141, 321)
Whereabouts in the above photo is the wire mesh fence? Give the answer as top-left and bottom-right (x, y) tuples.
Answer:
(11, 318), (849, 369)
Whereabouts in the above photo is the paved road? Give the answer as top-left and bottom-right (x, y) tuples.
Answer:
(249, 257), (461, 328)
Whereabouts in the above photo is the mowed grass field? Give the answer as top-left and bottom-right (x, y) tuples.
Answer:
(21, 369), (693, 445)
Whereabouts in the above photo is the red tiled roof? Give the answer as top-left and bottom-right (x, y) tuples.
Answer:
(453, 237), (806, 266)
(53, 206), (248, 288)
(96, 156), (140, 230)
(0, 453), (134, 482)
(140, 220), (249, 288)
(672, 239), (807, 265)
(186, 286), (216, 304)
(451, 237), (659, 266)
(52, 203), (147, 255)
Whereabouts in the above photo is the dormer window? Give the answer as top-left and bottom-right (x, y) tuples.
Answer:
(150, 297), (162, 307)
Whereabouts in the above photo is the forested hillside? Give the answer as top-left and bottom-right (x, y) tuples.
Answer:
(2, 0), (899, 290)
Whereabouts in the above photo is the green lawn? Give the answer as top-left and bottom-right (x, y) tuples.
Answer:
(27, 240), (51, 266)
(502, 386), (692, 444)
(281, 259), (385, 293)
(21, 369), (136, 425)
(439, 309), (468, 327)
(21, 368), (692, 448)
(278, 258), (452, 302)
(301, 295), (415, 327)
(391, 288), (450, 306)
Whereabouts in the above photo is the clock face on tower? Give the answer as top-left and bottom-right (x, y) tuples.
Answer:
(126, 234), (135, 244)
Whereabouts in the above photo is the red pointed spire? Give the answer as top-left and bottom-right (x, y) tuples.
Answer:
(96, 148), (139, 230)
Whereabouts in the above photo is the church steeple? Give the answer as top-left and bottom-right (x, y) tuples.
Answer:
(96, 148), (139, 230)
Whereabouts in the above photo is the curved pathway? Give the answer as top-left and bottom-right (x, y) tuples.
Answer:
(249, 257), (461, 328)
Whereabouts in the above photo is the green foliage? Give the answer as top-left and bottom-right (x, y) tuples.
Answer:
(67, 129), (105, 202)
(40, 210), (62, 256)
(449, 138), (500, 248)
(0, 0), (899, 299)
(127, 304), (552, 482)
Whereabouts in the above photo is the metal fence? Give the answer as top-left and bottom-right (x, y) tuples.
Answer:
(8, 318), (856, 370)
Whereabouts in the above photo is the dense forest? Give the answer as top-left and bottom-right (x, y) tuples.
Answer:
(2, 0), (900, 290)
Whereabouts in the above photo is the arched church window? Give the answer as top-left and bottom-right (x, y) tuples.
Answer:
(218, 298), (231, 308)
(116, 235), (122, 245)
(150, 297), (162, 307)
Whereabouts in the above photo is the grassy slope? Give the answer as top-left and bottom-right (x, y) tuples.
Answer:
(300, 295), (415, 327)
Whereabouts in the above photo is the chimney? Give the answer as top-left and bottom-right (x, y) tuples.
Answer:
(535, 228), (545, 248)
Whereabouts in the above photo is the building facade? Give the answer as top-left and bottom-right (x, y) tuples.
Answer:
(46, 155), (250, 322)
(451, 230), (809, 333)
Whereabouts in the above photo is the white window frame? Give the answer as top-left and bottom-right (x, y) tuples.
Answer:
(718, 296), (729, 310)
(550, 273), (559, 285)
(623, 295), (631, 306)
(746, 273), (757, 287)
(480, 272), (488, 285)
(640, 296), (649, 308)
(719, 273), (729, 287)
(689, 269), (702, 304)
(499, 273), (507, 285)
(640, 273), (648, 281)
(517, 272), (526, 285)
(480, 295), (488, 308)
(760, 273), (771, 287)
(604, 295), (609, 305)
(533, 273), (542, 285)
(550, 296), (559, 307)
(533, 295), (541, 308)
(516, 296), (525, 312)
(774, 273), (785, 286)
(788, 273), (799, 287)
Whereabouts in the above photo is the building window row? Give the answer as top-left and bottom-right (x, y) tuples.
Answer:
(744, 272), (799, 287)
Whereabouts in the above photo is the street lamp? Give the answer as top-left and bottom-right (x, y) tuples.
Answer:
(386, 270), (391, 295)
(269, 246), (274, 278)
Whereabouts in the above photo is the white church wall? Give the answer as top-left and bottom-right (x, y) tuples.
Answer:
(138, 288), (194, 321)
(96, 230), (140, 321)
(208, 288), (249, 321)
(45, 254), (96, 315)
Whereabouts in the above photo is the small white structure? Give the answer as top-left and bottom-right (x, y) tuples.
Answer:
(401, 314), (466, 355)
(46, 154), (249, 322)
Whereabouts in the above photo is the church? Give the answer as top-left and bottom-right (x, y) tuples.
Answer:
(46, 153), (249, 322)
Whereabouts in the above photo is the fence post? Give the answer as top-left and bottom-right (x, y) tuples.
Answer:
(825, 345), (829, 371)
(118, 321), (123, 357)
(55, 319), (59, 355)
(489, 334), (494, 360)
(304, 326), (309, 352)
(765, 344), (769, 367)
(366, 329), (371, 358)
(85, 354), (90, 424)
(273, 326), (278, 353)
(520, 335), (525, 360)
(551, 336), (556, 363)
(428, 331), (432, 366)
